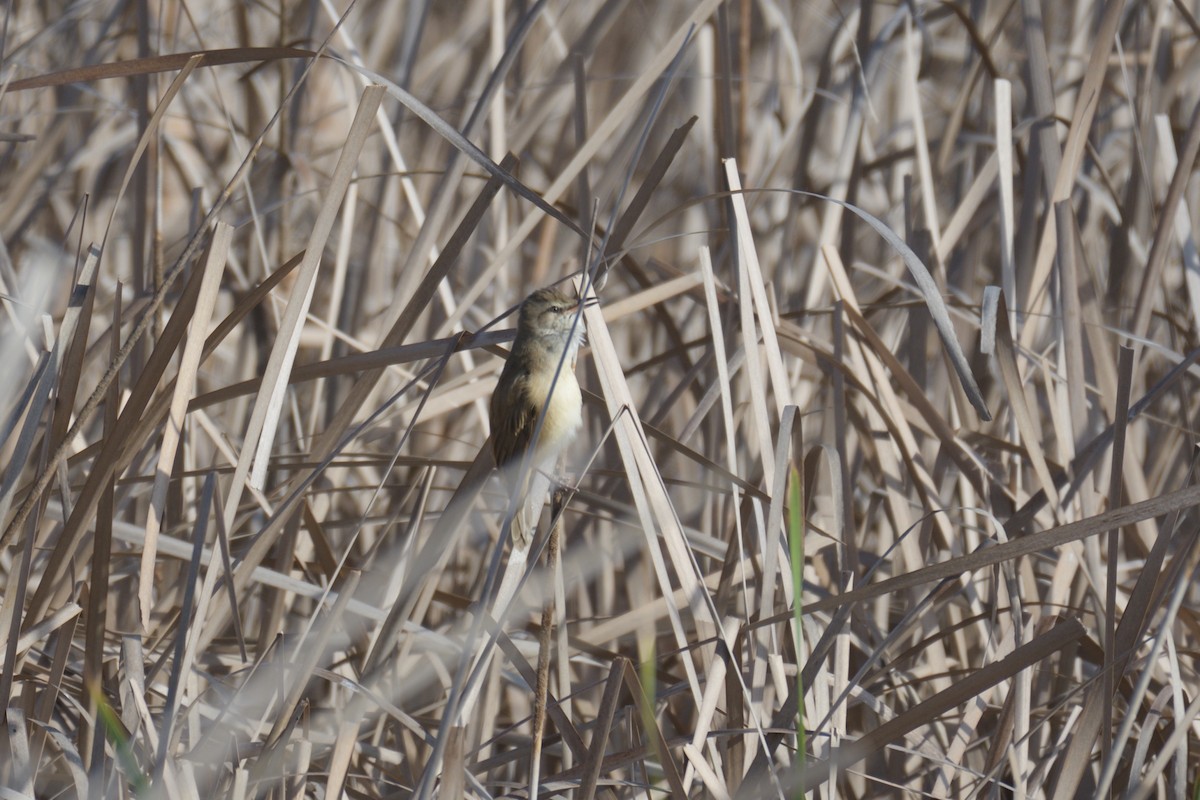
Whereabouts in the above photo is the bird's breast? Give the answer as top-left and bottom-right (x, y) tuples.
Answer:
(526, 367), (583, 458)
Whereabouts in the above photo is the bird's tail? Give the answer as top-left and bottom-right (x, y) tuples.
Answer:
(507, 469), (552, 551)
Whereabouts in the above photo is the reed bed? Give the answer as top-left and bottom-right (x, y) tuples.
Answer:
(0, 1), (1198, 797)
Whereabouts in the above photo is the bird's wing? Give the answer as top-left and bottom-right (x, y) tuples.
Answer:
(490, 370), (536, 476)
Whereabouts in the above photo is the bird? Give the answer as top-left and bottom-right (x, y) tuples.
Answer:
(489, 286), (593, 549)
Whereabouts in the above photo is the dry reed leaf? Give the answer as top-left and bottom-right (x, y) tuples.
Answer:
(725, 163), (786, 485)
(93, 510), (387, 622)
(0, 251), (98, 540)
(139, 222), (232, 629)
(583, 292), (712, 695)
(436, 0), (724, 331)
(6, 47), (318, 92)
(902, 16), (942, 266)
(803, 617), (1085, 792)
(245, 84), (385, 490)
(805, 482), (1200, 617)
(937, 152), (999, 257)
(990, 290), (1061, 506)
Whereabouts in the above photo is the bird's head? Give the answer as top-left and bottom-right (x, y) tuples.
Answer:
(517, 286), (595, 344)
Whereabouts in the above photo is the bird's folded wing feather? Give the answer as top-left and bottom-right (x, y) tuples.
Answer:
(490, 372), (535, 477)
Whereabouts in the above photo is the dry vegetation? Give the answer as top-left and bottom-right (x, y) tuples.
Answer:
(1, 0), (1199, 797)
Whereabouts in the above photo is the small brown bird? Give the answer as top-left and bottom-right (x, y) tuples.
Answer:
(490, 286), (593, 549)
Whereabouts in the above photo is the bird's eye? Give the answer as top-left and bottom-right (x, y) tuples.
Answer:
(549, 305), (562, 313)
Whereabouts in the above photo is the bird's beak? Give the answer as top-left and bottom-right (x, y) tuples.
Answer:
(577, 297), (600, 310)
